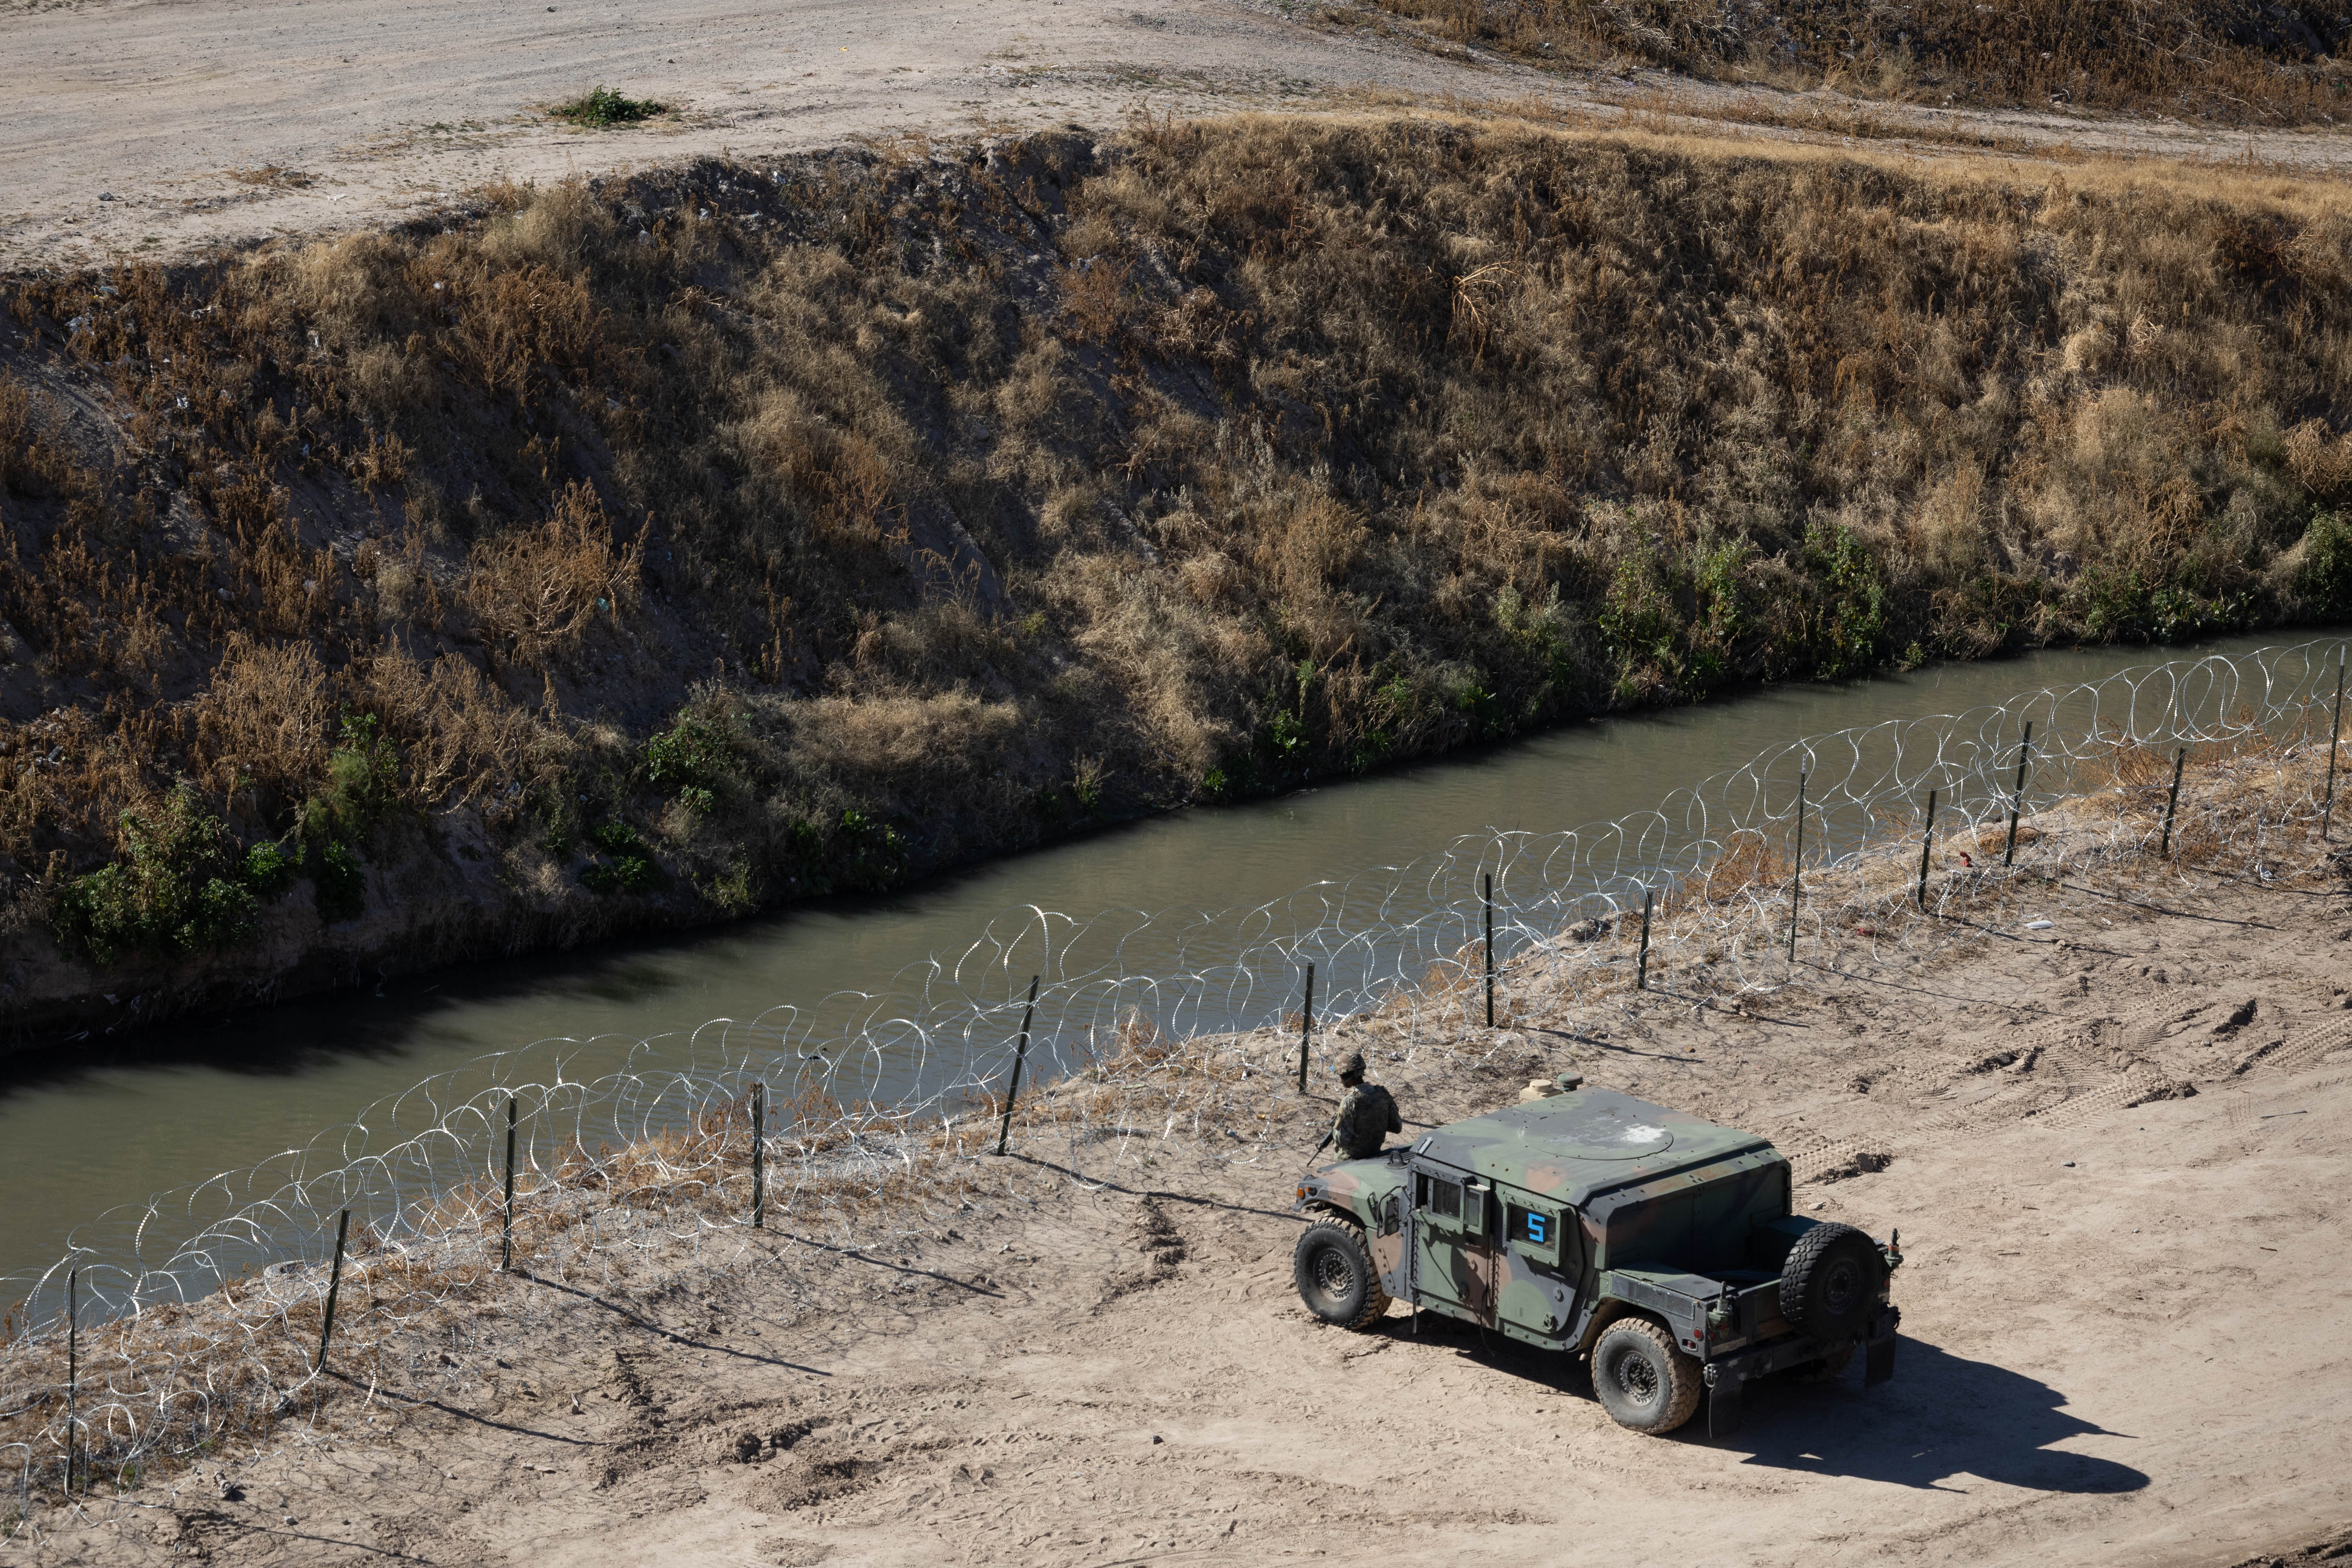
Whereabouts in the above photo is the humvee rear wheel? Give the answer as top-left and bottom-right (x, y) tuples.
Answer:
(1591, 1318), (1702, 1435)
(1292, 1218), (1391, 1330)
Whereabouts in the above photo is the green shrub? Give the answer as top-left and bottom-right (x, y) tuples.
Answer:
(1800, 522), (1889, 680)
(1598, 551), (1690, 701)
(240, 840), (301, 898)
(1599, 537), (1762, 689)
(1452, 679), (1504, 739)
(549, 86), (667, 127)
(52, 790), (261, 965)
(2075, 564), (2149, 641)
(303, 712), (400, 844)
(580, 856), (654, 894)
(838, 808), (907, 889)
(2146, 583), (2239, 641)
(695, 856), (757, 916)
(1266, 709), (1307, 761)
(580, 819), (655, 894)
(2075, 567), (2240, 643)
(644, 713), (734, 818)
(2301, 511), (2352, 619)
(313, 840), (366, 923)
(532, 785), (575, 855)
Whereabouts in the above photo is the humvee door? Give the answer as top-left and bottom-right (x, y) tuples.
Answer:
(1491, 1180), (1578, 1342)
(1410, 1161), (1484, 1321)
(1411, 1157), (1580, 1341)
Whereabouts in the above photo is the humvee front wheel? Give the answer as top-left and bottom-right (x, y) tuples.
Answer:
(1591, 1318), (1702, 1435)
(1292, 1218), (1391, 1330)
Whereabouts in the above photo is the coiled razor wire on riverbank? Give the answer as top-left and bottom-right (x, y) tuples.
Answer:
(3, 635), (2350, 1527)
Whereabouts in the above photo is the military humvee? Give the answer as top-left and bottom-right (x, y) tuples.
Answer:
(1292, 1076), (1900, 1437)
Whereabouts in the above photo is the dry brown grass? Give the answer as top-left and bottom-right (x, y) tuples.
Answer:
(2288, 419), (2352, 500)
(4, 117), (2352, 999)
(346, 639), (558, 810)
(463, 481), (643, 667)
(1675, 829), (1793, 911)
(1371, 0), (2352, 125)
(188, 633), (334, 804)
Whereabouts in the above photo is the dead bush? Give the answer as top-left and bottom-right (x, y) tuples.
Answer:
(464, 482), (642, 664)
(1258, 493), (1367, 603)
(346, 641), (555, 808)
(1058, 257), (1135, 344)
(2286, 420), (2352, 501)
(448, 263), (603, 400)
(188, 633), (333, 803)
(742, 388), (905, 547)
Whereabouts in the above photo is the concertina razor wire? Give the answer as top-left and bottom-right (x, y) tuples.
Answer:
(3, 635), (2350, 1522)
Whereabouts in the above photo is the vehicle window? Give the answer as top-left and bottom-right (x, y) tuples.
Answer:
(1417, 1173), (1462, 1220)
(1507, 1202), (1558, 1260)
(1460, 1185), (1485, 1237)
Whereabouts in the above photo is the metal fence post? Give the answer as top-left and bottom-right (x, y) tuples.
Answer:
(315, 1209), (349, 1375)
(64, 1267), (77, 1497)
(993, 976), (1040, 1157)
(2161, 747), (2187, 857)
(2004, 720), (2035, 867)
(1915, 787), (1938, 912)
(1788, 768), (1807, 962)
(1483, 873), (1495, 1028)
(2325, 651), (2346, 841)
(1636, 891), (1654, 992)
(1297, 963), (1315, 1091)
(750, 1081), (766, 1229)
(500, 1095), (518, 1271)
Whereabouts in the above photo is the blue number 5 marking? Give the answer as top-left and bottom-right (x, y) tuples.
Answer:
(1528, 1214), (1548, 1244)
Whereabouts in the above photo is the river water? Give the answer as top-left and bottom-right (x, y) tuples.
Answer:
(0, 631), (2334, 1283)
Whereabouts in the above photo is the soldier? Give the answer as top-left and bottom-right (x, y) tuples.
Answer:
(1323, 1050), (1402, 1160)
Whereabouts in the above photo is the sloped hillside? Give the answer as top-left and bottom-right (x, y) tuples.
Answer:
(1371, 0), (2352, 121)
(4, 116), (2350, 1044)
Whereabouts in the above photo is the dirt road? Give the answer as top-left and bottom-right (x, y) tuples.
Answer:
(11, 0), (2352, 274)
(21, 871), (2352, 1566)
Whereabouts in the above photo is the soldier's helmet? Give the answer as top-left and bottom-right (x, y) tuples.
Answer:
(1338, 1050), (1367, 1079)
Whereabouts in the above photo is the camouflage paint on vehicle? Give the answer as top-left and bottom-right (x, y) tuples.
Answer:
(1295, 1079), (1900, 1437)
(1304, 1157), (1411, 1290)
(1299, 1085), (1795, 1352)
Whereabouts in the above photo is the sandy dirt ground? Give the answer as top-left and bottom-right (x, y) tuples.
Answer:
(9, 0), (2352, 273)
(15, 865), (2352, 1567)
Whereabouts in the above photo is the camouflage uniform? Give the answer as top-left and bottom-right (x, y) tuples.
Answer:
(1331, 1081), (1402, 1160)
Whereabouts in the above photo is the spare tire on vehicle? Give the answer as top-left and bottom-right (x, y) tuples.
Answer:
(1779, 1221), (1883, 1338)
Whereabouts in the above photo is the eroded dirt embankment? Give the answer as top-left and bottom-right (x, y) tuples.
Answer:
(8, 112), (2352, 1052)
(13, 865), (2352, 1567)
